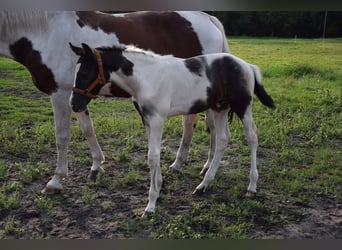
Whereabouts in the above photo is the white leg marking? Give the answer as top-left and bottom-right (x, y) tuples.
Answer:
(169, 114), (198, 171)
(242, 108), (259, 195)
(75, 110), (105, 179)
(194, 110), (230, 193)
(200, 109), (216, 175)
(144, 115), (164, 215)
(43, 91), (71, 193)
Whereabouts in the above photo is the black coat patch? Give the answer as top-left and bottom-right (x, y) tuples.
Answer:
(206, 56), (252, 118)
(184, 57), (204, 76)
(133, 101), (145, 125)
(133, 101), (156, 125)
(98, 47), (134, 76)
(188, 100), (209, 114)
(141, 103), (155, 117)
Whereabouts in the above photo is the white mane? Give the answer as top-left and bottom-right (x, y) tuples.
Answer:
(0, 11), (49, 39)
(124, 45), (175, 62)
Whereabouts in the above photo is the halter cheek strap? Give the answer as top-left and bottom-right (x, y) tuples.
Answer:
(72, 49), (107, 99)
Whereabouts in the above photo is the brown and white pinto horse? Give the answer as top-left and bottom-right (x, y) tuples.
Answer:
(0, 11), (229, 193)
(70, 43), (275, 215)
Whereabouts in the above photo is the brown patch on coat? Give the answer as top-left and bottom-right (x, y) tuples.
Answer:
(110, 83), (131, 98)
(9, 37), (58, 95)
(75, 11), (203, 58)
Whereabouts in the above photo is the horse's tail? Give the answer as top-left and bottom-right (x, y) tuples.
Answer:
(207, 14), (230, 53)
(250, 64), (275, 108)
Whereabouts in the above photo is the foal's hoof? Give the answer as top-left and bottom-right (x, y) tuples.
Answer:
(88, 170), (99, 182)
(193, 187), (206, 195)
(245, 190), (256, 198)
(41, 186), (62, 195)
(141, 210), (154, 218)
(88, 167), (105, 182)
(169, 162), (182, 172)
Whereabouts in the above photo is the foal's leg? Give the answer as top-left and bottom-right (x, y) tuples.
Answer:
(200, 109), (216, 175)
(43, 90), (72, 193)
(74, 110), (105, 181)
(169, 114), (198, 171)
(144, 115), (165, 216)
(241, 108), (259, 197)
(194, 110), (230, 193)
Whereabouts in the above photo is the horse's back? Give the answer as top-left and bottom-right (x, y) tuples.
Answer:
(78, 11), (228, 57)
(176, 11), (229, 54)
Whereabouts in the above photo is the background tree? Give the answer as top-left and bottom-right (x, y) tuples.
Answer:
(206, 11), (342, 38)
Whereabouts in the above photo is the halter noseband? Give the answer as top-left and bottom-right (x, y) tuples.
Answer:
(72, 49), (106, 99)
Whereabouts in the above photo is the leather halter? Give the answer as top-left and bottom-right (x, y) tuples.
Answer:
(72, 49), (106, 99)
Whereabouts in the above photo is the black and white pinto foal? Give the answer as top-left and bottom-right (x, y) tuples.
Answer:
(70, 43), (275, 215)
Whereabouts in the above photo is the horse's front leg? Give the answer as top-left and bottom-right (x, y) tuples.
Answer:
(143, 115), (165, 216)
(43, 90), (72, 194)
(169, 114), (198, 171)
(74, 109), (105, 181)
(194, 110), (230, 194)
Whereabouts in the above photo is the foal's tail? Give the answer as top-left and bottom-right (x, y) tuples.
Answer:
(250, 64), (275, 108)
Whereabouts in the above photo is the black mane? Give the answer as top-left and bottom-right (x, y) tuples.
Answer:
(97, 45), (125, 53)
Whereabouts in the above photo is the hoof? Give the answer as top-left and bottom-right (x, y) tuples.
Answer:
(193, 187), (206, 195)
(141, 210), (154, 218)
(245, 190), (256, 198)
(88, 170), (99, 182)
(41, 177), (63, 194)
(169, 163), (182, 172)
(41, 186), (62, 195)
(88, 167), (105, 182)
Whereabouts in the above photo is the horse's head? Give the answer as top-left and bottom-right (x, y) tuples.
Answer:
(69, 42), (133, 112)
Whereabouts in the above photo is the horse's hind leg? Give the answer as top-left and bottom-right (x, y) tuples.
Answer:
(241, 107), (258, 197)
(43, 90), (72, 194)
(194, 110), (230, 193)
(200, 109), (216, 175)
(74, 110), (105, 181)
(169, 114), (198, 171)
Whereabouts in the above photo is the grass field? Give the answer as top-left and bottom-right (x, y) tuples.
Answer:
(0, 38), (341, 239)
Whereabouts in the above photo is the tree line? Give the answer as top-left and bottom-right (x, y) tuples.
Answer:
(108, 11), (341, 38)
(206, 11), (342, 38)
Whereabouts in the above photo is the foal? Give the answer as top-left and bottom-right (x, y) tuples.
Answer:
(70, 43), (275, 215)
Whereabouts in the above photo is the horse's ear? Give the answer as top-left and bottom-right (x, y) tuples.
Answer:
(81, 43), (94, 58)
(69, 43), (83, 56)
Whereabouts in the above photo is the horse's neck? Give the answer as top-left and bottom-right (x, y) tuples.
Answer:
(118, 51), (181, 97)
(124, 50), (174, 70)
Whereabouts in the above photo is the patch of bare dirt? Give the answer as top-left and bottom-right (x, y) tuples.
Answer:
(0, 153), (149, 239)
(251, 200), (342, 239)
(0, 132), (341, 239)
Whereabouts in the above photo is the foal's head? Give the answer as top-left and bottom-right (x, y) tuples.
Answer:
(69, 42), (133, 112)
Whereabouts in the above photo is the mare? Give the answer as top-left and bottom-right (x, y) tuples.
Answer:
(70, 43), (275, 215)
(0, 11), (229, 193)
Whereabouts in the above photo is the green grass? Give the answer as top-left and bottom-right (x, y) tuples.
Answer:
(0, 38), (341, 239)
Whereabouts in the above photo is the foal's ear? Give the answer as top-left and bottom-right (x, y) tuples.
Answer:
(69, 42), (83, 56)
(81, 43), (95, 58)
